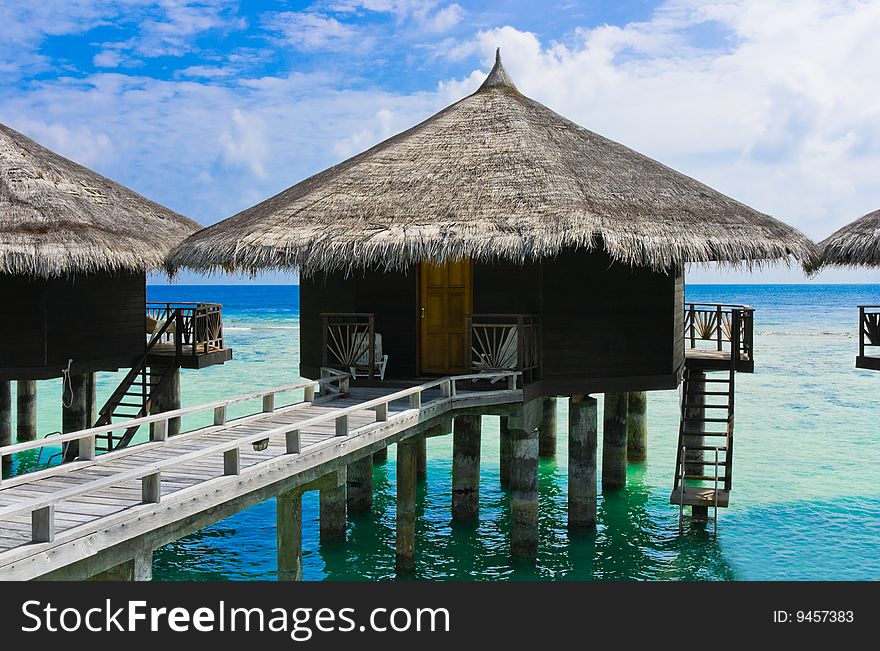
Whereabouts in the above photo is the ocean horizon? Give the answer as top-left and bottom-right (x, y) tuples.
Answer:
(8, 283), (880, 581)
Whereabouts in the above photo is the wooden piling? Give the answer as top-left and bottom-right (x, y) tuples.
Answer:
(62, 373), (92, 461)
(499, 416), (511, 489)
(568, 394), (598, 529)
(16, 380), (37, 442)
(626, 391), (648, 463)
(452, 415), (481, 521)
(396, 438), (418, 573)
(0, 381), (11, 474)
(133, 550), (153, 581)
(684, 371), (706, 476)
(602, 392), (628, 490)
(373, 445), (388, 463)
(416, 436), (427, 480)
(538, 397), (557, 458)
(151, 366), (181, 437)
(508, 399), (542, 559)
(346, 454), (373, 514)
(319, 469), (347, 542)
(277, 489), (303, 581)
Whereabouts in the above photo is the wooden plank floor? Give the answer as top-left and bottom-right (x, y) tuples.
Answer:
(0, 383), (518, 579)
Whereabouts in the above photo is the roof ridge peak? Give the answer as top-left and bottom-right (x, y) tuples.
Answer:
(477, 48), (518, 93)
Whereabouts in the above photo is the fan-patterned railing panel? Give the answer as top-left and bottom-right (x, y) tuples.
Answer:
(146, 302), (225, 358)
(684, 303), (754, 363)
(859, 306), (880, 357)
(468, 314), (541, 386)
(321, 313), (376, 379)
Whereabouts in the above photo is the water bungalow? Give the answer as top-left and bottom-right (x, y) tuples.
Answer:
(0, 54), (816, 581)
(818, 208), (880, 370)
(0, 121), (231, 462)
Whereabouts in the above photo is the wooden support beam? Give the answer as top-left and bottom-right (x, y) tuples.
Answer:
(499, 416), (511, 489)
(224, 448), (241, 475)
(213, 405), (227, 426)
(319, 469), (346, 542)
(335, 415), (349, 437)
(416, 436), (427, 481)
(80, 435), (96, 461)
(277, 489), (303, 581)
(627, 391), (648, 463)
(409, 391), (422, 409)
(32, 505), (55, 543)
(346, 454), (373, 514)
(602, 392), (629, 490)
(396, 438), (417, 573)
(263, 393), (275, 413)
(452, 415), (481, 521)
(62, 373), (91, 461)
(375, 401), (388, 422)
(133, 550), (153, 581)
(16, 380), (37, 442)
(508, 398), (542, 559)
(373, 445), (388, 464)
(151, 419), (168, 442)
(568, 395), (598, 529)
(539, 397), (557, 459)
(151, 367), (181, 437)
(0, 381), (11, 475)
(142, 472), (161, 504)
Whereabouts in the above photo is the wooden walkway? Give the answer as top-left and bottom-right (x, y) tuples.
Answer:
(0, 372), (520, 580)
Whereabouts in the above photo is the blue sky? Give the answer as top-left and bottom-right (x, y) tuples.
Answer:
(2, 0), (879, 284)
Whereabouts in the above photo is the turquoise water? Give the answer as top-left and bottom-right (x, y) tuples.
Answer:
(7, 284), (880, 580)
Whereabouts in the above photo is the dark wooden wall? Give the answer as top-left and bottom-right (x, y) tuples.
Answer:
(0, 272), (146, 380)
(299, 268), (418, 380)
(298, 251), (683, 394)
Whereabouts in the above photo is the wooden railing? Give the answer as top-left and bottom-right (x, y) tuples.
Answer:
(146, 302), (224, 358)
(321, 313), (377, 379)
(468, 314), (541, 386)
(685, 303), (754, 364)
(0, 370), (518, 544)
(859, 306), (880, 358)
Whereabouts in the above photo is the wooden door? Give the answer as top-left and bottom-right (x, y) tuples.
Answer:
(419, 260), (472, 375)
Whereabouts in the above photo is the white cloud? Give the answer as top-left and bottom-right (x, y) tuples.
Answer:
(265, 11), (363, 51)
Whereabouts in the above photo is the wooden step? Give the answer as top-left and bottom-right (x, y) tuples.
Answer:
(699, 378), (732, 383)
(669, 487), (730, 508)
(683, 474), (728, 481)
(682, 403), (729, 409)
(682, 430), (728, 437)
(687, 416), (730, 422)
(687, 445), (728, 452)
(691, 390), (730, 396)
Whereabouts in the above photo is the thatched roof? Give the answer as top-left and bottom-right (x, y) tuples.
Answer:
(816, 208), (880, 268)
(1, 121), (199, 278)
(168, 50), (816, 277)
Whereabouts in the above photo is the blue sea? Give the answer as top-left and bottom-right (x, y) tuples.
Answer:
(10, 284), (880, 580)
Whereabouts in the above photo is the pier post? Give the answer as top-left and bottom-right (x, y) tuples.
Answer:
(151, 366), (181, 437)
(452, 415), (481, 521)
(62, 372), (92, 461)
(373, 446), (388, 464)
(499, 416), (511, 489)
(416, 436), (427, 481)
(0, 381), (11, 474)
(277, 489), (303, 581)
(508, 399), (542, 559)
(16, 380), (37, 442)
(602, 392), (628, 490)
(346, 454), (373, 514)
(627, 391), (648, 463)
(396, 438), (418, 573)
(538, 397), (557, 458)
(319, 469), (347, 542)
(568, 395), (598, 529)
(133, 550), (153, 581)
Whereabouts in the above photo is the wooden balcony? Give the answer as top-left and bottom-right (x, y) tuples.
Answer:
(857, 306), (880, 371)
(145, 302), (232, 369)
(468, 314), (541, 387)
(684, 303), (754, 373)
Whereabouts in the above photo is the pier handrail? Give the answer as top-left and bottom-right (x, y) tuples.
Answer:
(0, 371), (519, 531)
(684, 302), (754, 363)
(859, 306), (880, 359)
(0, 372), (351, 461)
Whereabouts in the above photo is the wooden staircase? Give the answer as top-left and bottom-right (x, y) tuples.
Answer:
(670, 364), (734, 530)
(92, 316), (178, 454)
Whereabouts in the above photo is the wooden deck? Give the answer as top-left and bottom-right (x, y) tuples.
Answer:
(0, 374), (520, 580)
(856, 355), (880, 371)
(147, 341), (233, 369)
(685, 347), (754, 373)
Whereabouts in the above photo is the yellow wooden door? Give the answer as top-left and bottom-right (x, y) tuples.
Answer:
(419, 260), (472, 375)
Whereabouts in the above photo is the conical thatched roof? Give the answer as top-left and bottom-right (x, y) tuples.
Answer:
(1, 121), (200, 278)
(168, 50), (816, 277)
(817, 208), (880, 268)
